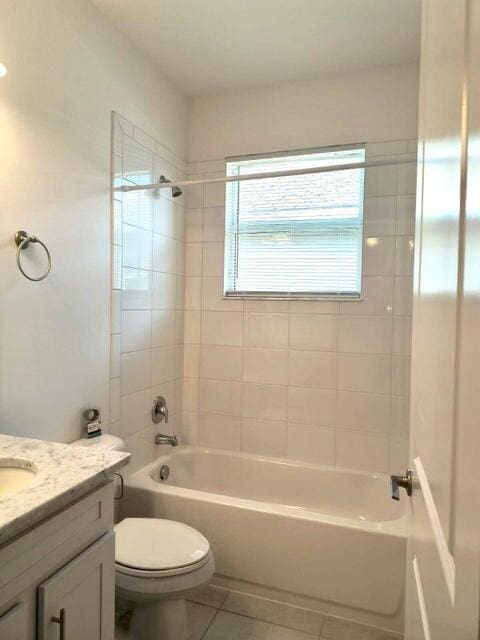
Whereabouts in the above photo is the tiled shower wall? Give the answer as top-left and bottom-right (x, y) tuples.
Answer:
(110, 113), (186, 475)
(181, 139), (416, 474)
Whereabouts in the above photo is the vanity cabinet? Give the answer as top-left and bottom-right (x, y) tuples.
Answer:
(0, 482), (116, 640)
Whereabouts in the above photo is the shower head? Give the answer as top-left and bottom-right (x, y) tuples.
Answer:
(159, 175), (183, 198)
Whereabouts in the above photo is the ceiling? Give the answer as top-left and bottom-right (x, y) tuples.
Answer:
(94, 0), (421, 97)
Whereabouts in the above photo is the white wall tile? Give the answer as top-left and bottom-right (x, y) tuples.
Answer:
(153, 233), (177, 274)
(393, 316), (412, 355)
(340, 277), (393, 316)
(288, 350), (338, 389)
(395, 236), (415, 276)
(336, 430), (389, 472)
(242, 383), (287, 421)
(204, 180), (226, 207)
(287, 387), (337, 427)
(152, 272), (176, 309)
(394, 276), (413, 315)
(337, 391), (389, 433)
(389, 436), (409, 473)
(176, 241), (186, 276)
(338, 315), (392, 354)
(244, 313), (289, 349)
(338, 353), (391, 394)
(202, 276), (243, 312)
(151, 345), (177, 384)
(183, 378), (199, 412)
(110, 378), (120, 423)
(365, 163), (397, 197)
(199, 379), (242, 416)
(198, 412), (241, 449)
(201, 311), (243, 346)
(363, 236), (395, 276)
(121, 310), (151, 352)
(185, 242), (203, 276)
(122, 267), (152, 310)
(392, 355), (411, 396)
(203, 206), (225, 242)
(290, 299), (338, 314)
(366, 140), (408, 156)
(397, 161), (417, 195)
(110, 334), (121, 379)
(363, 196), (396, 236)
(185, 276), (202, 310)
(391, 395), (410, 436)
(243, 348), (288, 385)
(178, 411), (199, 444)
(121, 349), (151, 395)
(200, 345), (243, 381)
(287, 424), (336, 465)
(152, 310), (176, 347)
(241, 418), (286, 458)
(120, 389), (151, 437)
(184, 344), (200, 378)
(396, 194), (416, 235)
(123, 224), (152, 270)
(111, 290), (122, 333)
(184, 310), (201, 344)
(186, 209), (203, 242)
(202, 241), (224, 276)
(289, 314), (338, 351)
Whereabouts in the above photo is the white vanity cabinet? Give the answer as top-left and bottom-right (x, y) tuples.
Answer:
(0, 482), (116, 640)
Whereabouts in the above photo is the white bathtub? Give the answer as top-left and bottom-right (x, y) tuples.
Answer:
(120, 446), (406, 633)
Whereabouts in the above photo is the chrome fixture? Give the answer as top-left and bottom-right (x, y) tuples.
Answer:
(391, 468), (413, 501)
(158, 174), (183, 198)
(152, 396), (168, 424)
(155, 433), (178, 446)
(159, 464), (170, 480)
(119, 156), (417, 194)
(15, 230), (52, 282)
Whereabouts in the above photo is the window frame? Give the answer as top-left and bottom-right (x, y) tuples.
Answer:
(223, 143), (366, 301)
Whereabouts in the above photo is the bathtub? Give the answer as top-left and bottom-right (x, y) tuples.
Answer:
(120, 446), (406, 633)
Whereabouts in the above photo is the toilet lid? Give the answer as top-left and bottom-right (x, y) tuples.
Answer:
(115, 518), (210, 571)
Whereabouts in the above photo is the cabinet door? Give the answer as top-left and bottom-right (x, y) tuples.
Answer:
(38, 534), (115, 640)
(0, 602), (28, 640)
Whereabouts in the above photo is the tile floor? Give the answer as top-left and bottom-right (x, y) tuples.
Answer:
(115, 586), (403, 640)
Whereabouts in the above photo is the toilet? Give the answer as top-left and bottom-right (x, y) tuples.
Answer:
(71, 434), (215, 640)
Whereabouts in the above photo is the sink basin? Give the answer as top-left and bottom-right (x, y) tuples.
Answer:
(0, 459), (37, 498)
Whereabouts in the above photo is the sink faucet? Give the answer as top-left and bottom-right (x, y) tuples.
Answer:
(155, 433), (178, 446)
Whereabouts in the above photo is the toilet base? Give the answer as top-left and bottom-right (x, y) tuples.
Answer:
(129, 597), (189, 640)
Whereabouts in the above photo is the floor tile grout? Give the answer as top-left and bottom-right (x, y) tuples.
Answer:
(199, 606), (222, 640)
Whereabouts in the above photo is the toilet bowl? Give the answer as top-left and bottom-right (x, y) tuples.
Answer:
(70, 435), (215, 640)
(115, 518), (215, 640)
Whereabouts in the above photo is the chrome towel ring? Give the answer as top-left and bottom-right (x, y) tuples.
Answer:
(15, 230), (52, 282)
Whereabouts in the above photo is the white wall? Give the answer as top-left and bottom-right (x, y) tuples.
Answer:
(188, 64), (419, 161)
(0, 0), (187, 443)
(183, 65), (419, 474)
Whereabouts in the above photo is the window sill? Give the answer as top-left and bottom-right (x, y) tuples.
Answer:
(223, 294), (363, 302)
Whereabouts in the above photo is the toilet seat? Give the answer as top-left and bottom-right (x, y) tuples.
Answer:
(115, 518), (210, 578)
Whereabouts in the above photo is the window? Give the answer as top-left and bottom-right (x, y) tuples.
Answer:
(224, 145), (365, 298)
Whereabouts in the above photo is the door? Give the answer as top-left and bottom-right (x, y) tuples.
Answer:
(404, 1), (480, 639)
(38, 534), (115, 640)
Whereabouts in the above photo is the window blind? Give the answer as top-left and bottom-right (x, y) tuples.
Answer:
(224, 145), (365, 298)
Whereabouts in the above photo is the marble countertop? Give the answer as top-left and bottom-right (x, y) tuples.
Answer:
(0, 434), (130, 545)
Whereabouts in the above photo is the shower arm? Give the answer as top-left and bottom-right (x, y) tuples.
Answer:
(117, 155), (417, 194)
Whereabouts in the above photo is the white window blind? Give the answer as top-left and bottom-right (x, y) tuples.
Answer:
(224, 145), (365, 298)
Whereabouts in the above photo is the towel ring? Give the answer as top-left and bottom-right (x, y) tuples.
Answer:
(15, 230), (52, 282)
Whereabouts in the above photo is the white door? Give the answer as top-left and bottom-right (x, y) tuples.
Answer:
(38, 534), (115, 640)
(404, 1), (480, 638)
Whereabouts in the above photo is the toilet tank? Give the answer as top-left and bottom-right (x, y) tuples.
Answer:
(70, 434), (127, 452)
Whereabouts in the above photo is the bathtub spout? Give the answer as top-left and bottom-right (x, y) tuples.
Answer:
(155, 433), (178, 446)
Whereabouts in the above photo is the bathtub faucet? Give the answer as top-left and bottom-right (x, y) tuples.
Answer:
(155, 433), (178, 446)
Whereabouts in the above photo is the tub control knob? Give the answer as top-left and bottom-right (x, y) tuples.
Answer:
(152, 396), (168, 424)
(391, 468), (413, 501)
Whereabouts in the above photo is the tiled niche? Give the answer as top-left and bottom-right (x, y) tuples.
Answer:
(110, 112), (187, 475)
(181, 139), (416, 474)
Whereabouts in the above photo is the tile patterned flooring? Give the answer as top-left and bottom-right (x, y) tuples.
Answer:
(115, 586), (403, 640)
